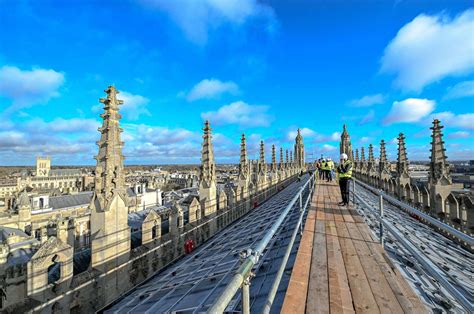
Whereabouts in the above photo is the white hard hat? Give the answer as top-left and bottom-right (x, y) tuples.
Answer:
(340, 153), (348, 160)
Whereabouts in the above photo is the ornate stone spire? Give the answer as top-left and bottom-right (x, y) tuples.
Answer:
(429, 119), (452, 185)
(271, 144), (277, 172)
(290, 150), (293, 165)
(360, 147), (366, 172)
(93, 85), (126, 211)
(396, 133), (409, 177)
(199, 120), (217, 216)
(239, 133), (249, 180)
(17, 189), (31, 232)
(367, 144), (376, 175)
(200, 120), (216, 188)
(355, 148), (360, 170)
(379, 140), (387, 163)
(379, 140), (391, 177)
(240, 133), (247, 165)
(90, 86), (130, 270)
(294, 128), (305, 170)
(368, 144), (374, 162)
(340, 124), (353, 160)
(18, 189), (30, 207)
(285, 149), (289, 168)
(279, 147), (284, 171)
(259, 141), (266, 174)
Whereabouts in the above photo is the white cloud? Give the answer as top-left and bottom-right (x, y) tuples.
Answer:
(359, 137), (372, 144)
(0, 65), (65, 111)
(26, 118), (100, 133)
(447, 131), (470, 139)
(358, 110), (375, 125)
(350, 94), (384, 107)
(141, 0), (276, 44)
(119, 91), (151, 120)
(383, 98), (435, 125)
(201, 101), (273, 127)
(133, 124), (198, 145)
(286, 127), (317, 141)
(187, 78), (239, 101)
(330, 132), (341, 141)
(92, 90), (151, 120)
(430, 111), (474, 130)
(443, 80), (474, 100)
(321, 144), (336, 152)
(381, 9), (474, 91)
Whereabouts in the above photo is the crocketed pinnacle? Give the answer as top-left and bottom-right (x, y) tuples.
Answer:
(94, 86), (126, 210)
(397, 133), (409, 175)
(429, 119), (452, 184)
(200, 120), (216, 188)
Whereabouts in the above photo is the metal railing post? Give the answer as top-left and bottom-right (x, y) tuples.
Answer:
(379, 194), (384, 246)
(208, 173), (316, 313)
(352, 179), (356, 206)
(242, 279), (250, 314)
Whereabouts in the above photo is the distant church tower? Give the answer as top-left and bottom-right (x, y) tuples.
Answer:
(36, 156), (51, 177)
(340, 124), (353, 160)
(294, 128), (305, 170)
(199, 121), (217, 217)
(90, 86), (130, 271)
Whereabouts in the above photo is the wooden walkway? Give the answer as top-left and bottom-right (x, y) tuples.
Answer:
(282, 181), (426, 313)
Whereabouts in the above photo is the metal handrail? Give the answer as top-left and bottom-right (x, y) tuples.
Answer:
(354, 178), (474, 247)
(208, 172), (316, 313)
(262, 175), (314, 313)
(354, 191), (473, 313)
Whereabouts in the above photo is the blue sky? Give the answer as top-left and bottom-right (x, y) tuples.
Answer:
(0, 0), (473, 165)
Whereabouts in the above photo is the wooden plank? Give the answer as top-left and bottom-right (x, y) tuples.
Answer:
(281, 210), (315, 314)
(355, 223), (428, 313)
(344, 222), (405, 313)
(326, 220), (354, 313)
(306, 220), (329, 314)
(335, 219), (380, 313)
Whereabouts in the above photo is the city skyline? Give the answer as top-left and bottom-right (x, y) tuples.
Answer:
(1, 0), (473, 165)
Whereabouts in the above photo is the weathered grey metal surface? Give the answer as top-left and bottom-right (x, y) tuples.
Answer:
(104, 175), (310, 313)
(354, 183), (474, 312)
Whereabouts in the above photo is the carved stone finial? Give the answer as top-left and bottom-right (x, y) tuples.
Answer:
(279, 147), (284, 170)
(379, 139), (390, 178)
(429, 119), (451, 185)
(294, 128), (305, 169)
(93, 85), (126, 211)
(259, 141), (266, 175)
(200, 120), (216, 188)
(271, 144), (277, 172)
(340, 124), (353, 160)
(240, 133), (247, 166)
(368, 144), (374, 162)
(397, 133), (409, 176)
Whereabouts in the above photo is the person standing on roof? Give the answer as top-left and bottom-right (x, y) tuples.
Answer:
(326, 157), (334, 182)
(336, 153), (352, 206)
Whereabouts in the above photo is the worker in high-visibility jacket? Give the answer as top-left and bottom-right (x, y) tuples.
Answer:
(336, 153), (352, 206)
(320, 158), (327, 180)
(326, 157), (334, 182)
(337, 154), (352, 206)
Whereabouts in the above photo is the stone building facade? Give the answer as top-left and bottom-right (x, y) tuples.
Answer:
(0, 86), (307, 313)
(350, 120), (473, 233)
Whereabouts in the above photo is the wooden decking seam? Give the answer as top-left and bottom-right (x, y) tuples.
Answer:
(281, 181), (426, 314)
